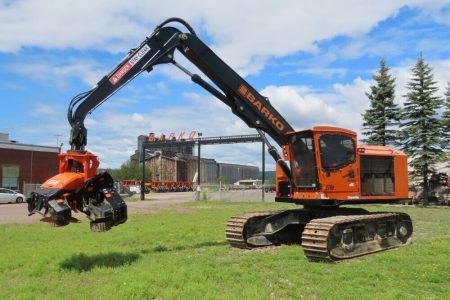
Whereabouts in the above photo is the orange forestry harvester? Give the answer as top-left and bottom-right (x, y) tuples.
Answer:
(28, 151), (127, 231)
(28, 18), (412, 261)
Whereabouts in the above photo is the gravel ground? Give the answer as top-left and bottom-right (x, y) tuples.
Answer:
(0, 192), (196, 225)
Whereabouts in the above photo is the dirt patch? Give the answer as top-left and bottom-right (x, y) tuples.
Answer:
(0, 192), (196, 225)
(0, 203), (37, 224)
(244, 245), (282, 252)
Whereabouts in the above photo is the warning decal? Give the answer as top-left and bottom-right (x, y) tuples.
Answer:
(109, 44), (151, 85)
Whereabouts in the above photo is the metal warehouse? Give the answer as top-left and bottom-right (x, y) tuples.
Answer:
(132, 135), (259, 184)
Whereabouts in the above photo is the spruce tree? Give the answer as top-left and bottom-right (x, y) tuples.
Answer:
(362, 59), (400, 146)
(442, 82), (450, 150)
(400, 54), (443, 205)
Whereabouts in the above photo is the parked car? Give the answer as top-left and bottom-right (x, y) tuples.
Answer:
(0, 188), (25, 204)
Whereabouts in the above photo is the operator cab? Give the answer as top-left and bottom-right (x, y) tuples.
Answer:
(277, 126), (359, 203)
(288, 126), (356, 185)
(277, 126), (408, 205)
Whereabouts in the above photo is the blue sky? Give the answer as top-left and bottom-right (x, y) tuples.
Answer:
(1, 1), (449, 169)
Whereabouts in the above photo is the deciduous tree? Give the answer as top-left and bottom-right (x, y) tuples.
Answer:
(106, 160), (152, 182)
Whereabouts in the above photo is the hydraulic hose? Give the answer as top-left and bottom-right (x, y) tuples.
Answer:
(155, 17), (197, 36)
(67, 90), (91, 125)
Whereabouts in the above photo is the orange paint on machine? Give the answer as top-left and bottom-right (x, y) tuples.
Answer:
(29, 18), (413, 261)
(275, 126), (409, 204)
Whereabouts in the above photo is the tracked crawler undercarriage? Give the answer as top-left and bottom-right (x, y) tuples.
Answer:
(31, 17), (413, 266)
(226, 208), (413, 262)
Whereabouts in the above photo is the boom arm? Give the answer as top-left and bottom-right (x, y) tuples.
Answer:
(68, 18), (294, 178)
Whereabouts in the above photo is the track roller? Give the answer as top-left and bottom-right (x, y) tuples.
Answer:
(301, 213), (413, 262)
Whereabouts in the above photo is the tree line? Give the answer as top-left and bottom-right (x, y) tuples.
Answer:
(107, 54), (449, 205)
(362, 54), (449, 205)
(105, 160), (152, 182)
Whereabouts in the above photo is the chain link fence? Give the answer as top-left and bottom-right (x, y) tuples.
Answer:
(197, 184), (276, 202)
(23, 183), (41, 199)
(22, 182), (277, 203)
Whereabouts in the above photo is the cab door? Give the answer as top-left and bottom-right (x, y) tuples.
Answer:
(315, 133), (359, 197)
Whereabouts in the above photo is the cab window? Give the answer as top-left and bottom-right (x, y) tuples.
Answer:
(290, 134), (318, 188)
(319, 134), (355, 170)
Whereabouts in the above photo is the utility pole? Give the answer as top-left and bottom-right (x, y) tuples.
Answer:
(140, 146), (145, 201)
(196, 132), (202, 200)
(262, 141), (265, 202)
(54, 134), (62, 148)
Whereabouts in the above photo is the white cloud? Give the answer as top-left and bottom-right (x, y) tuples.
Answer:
(1, 1), (449, 75)
(155, 82), (171, 95)
(131, 112), (145, 123)
(29, 103), (60, 117)
(261, 78), (372, 137)
(78, 79), (372, 168)
(391, 57), (450, 103)
(418, 2), (450, 26)
(21, 56), (450, 169)
(8, 59), (108, 87)
(4, 0), (450, 169)
(302, 67), (348, 78)
(77, 90), (259, 167)
(0, 0), (144, 53)
(281, 65), (348, 78)
(84, 56), (450, 168)
(333, 77), (372, 110)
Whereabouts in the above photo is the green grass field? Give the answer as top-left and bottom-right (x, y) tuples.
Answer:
(0, 202), (449, 299)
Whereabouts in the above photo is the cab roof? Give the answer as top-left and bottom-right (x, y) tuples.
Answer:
(285, 126), (357, 137)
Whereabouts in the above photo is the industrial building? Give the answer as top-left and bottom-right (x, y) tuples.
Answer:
(0, 133), (60, 193)
(131, 135), (259, 184)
